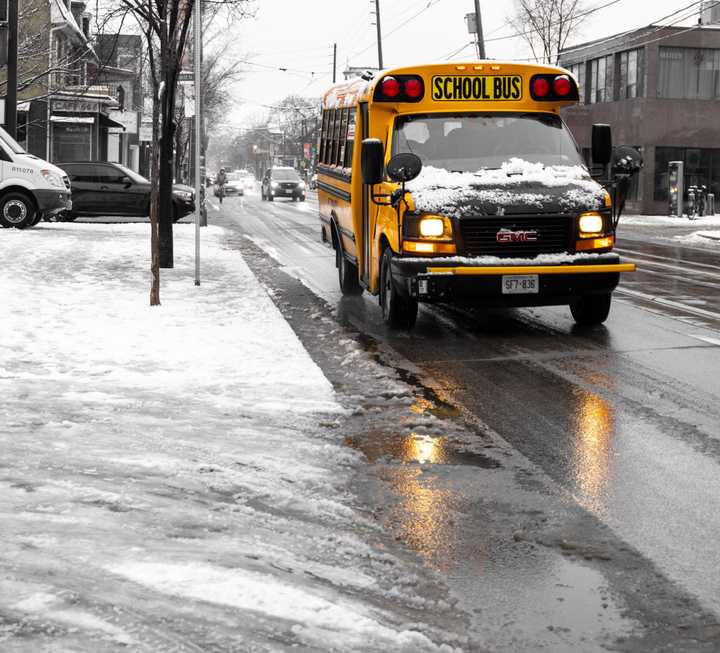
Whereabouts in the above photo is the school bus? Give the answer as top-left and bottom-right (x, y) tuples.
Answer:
(317, 62), (639, 329)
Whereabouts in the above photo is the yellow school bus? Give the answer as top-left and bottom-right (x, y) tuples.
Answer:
(317, 62), (638, 329)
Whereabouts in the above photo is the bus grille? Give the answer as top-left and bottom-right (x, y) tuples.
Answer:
(458, 215), (573, 258)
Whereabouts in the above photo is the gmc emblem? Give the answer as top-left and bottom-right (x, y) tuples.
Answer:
(496, 229), (538, 243)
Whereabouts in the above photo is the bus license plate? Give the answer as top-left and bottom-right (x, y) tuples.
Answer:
(502, 275), (538, 294)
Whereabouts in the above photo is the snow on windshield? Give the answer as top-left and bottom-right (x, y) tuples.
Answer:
(407, 160), (605, 217)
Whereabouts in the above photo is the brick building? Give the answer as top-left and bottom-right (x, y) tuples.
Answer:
(559, 23), (720, 215)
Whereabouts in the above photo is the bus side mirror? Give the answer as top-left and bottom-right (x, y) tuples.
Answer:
(592, 124), (612, 167)
(361, 138), (384, 185)
(386, 153), (422, 183)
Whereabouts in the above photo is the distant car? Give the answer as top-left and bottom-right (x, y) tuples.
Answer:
(261, 167), (306, 202)
(309, 173), (318, 190)
(57, 162), (194, 222)
(224, 172), (245, 196)
(235, 169), (256, 191)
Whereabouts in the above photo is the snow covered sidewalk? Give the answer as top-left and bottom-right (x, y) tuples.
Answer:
(0, 224), (463, 652)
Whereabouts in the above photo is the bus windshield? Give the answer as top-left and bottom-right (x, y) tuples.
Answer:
(392, 112), (584, 172)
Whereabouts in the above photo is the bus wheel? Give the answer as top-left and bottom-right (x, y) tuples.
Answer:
(337, 247), (362, 296)
(570, 293), (612, 326)
(0, 193), (36, 229)
(380, 248), (418, 329)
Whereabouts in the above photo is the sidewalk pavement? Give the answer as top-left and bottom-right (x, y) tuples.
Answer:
(618, 214), (720, 249)
(0, 222), (464, 652)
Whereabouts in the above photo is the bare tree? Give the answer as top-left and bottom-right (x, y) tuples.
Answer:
(510, 0), (588, 65)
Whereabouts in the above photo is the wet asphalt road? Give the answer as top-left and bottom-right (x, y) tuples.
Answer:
(213, 189), (720, 650)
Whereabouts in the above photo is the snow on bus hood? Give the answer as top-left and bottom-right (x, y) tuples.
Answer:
(406, 159), (606, 217)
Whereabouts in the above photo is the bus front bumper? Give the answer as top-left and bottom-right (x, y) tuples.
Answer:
(391, 254), (635, 307)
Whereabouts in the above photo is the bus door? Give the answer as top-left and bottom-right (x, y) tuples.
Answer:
(360, 102), (370, 287)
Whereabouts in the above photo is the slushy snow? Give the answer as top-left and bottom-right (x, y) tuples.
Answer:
(0, 223), (461, 652)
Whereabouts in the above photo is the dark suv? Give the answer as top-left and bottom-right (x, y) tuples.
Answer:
(57, 161), (194, 222)
(261, 167), (305, 202)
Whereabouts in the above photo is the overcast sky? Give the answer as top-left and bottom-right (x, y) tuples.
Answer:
(222, 0), (706, 127)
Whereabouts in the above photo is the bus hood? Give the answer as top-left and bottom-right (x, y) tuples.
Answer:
(406, 161), (606, 217)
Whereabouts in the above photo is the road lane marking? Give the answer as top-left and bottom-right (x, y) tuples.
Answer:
(616, 247), (720, 274)
(689, 335), (720, 346)
(617, 287), (720, 321)
(616, 254), (720, 281)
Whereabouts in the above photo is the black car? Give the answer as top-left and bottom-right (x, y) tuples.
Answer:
(57, 162), (195, 222)
(261, 167), (305, 202)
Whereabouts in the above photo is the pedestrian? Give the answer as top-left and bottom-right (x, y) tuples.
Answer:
(215, 168), (227, 204)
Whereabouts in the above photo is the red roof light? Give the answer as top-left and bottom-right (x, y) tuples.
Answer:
(532, 77), (550, 98)
(381, 77), (400, 98)
(404, 78), (423, 99)
(553, 75), (572, 97)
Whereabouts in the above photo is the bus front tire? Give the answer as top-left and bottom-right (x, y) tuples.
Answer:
(380, 248), (418, 329)
(570, 293), (612, 326)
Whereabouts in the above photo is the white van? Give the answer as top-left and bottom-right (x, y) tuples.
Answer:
(0, 126), (71, 229)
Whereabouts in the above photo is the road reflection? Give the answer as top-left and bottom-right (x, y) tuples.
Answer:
(571, 387), (615, 514)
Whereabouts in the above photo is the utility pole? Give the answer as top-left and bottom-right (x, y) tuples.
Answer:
(193, 0), (202, 286)
(374, 0), (383, 69)
(5, 0), (18, 138)
(332, 42), (337, 83)
(474, 0), (486, 59)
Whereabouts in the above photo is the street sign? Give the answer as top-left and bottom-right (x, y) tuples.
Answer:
(139, 124), (152, 141)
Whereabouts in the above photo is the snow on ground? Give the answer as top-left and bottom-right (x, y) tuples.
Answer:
(0, 223), (461, 652)
(619, 215), (720, 248)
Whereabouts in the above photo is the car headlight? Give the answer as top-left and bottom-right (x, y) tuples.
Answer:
(298, 181), (306, 190)
(41, 169), (65, 189)
(578, 212), (604, 237)
(271, 181), (279, 188)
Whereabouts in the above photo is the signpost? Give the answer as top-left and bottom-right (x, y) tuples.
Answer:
(193, 0), (201, 286)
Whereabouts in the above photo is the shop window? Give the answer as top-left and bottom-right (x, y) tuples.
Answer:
(658, 47), (720, 99)
(589, 55), (614, 103)
(654, 146), (720, 202)
(566, 62), (586, 104)
(618, 48), (645, 99)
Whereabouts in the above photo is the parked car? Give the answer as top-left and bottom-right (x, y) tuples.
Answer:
(57, 162), (194, 222)
(0, 126), (71, 229)
(261, 167), (306, 202)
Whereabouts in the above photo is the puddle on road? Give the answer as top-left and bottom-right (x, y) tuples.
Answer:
(345, 432), (501, 468)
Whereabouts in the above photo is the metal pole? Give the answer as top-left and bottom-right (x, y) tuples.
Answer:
(375, 0), (383, 69)
(6, 0), (18, 138)
(474, 0), (485, 59)
(332, 43), (337, 83)
(193, 0), (201, 286)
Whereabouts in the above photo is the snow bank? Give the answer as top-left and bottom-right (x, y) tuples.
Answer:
(620, 214), (720, 227)
(0, 223), (459, 651)
(407, 160), (605, 217)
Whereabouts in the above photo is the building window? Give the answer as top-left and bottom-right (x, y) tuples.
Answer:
(654, 146), (720, 202)
(566, 62), (586, 104)
(658, 47), (720, 99)
(618, 48), (645, 99)
(589, 55), (613, 103)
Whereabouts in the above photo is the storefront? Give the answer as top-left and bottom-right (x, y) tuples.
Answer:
(49, 95), (123, 163)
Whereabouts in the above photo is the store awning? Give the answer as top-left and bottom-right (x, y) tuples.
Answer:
(98, 113), (125, 130)
(50, 115), (94, 124)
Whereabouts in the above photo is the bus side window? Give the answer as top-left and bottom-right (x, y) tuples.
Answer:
(344, 108), (356, 168)
(320, 110), (329, 164)
(338, 108), (348, 168)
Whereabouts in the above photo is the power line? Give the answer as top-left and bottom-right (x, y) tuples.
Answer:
(348, 0), (445, 63)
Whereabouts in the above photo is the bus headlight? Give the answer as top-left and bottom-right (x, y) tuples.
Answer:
(419, 217), (445, 237)
(578, 212), (604, 237)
